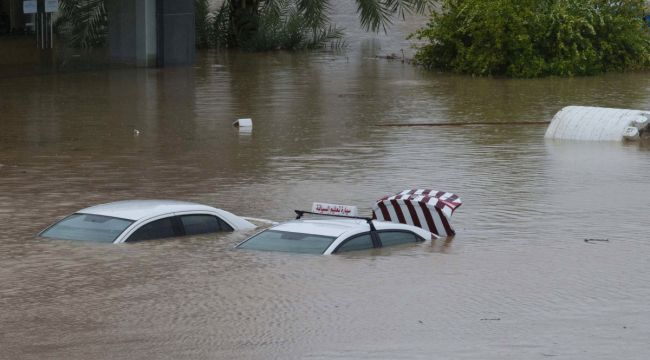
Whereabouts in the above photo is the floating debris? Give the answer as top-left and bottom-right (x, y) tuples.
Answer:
(584, 238), (609, 243)
(233, 118), (253, 134)
(376, 49), (412, 64)
(233, 118), (253, 128)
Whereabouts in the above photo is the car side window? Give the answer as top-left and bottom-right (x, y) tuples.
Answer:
(378, 231), (421, 247)
(180, 214), (233, 235)
(127, 217), (177, 242)
(335, 233), (374, 253)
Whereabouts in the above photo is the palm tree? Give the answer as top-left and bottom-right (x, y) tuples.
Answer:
(221, 0), (434, 48)
(55, 0), (108, 49)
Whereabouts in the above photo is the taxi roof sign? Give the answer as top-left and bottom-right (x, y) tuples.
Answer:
(311, 202), (358, 217)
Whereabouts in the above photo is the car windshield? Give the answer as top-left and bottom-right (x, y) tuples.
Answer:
(40, 213), (134, 243)
(237, 230), (336, 254)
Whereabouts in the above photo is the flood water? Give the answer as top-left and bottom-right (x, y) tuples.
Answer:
(2, 3), (650, 360)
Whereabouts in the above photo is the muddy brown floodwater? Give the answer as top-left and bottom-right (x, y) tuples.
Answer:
(2, 3), (650, 360)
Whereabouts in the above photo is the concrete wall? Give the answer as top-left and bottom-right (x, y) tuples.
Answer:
(107, 0), (137, 64)
(156, 0), (195, 66)
(107, 0), (194, 67)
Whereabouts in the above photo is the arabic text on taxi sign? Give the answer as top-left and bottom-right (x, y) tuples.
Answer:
(311, 203), (358, 217)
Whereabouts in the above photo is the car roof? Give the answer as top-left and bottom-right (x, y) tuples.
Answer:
(77, 200), (221, 221)
(270, 219), (370, 237)
(268, 218), (432, 238)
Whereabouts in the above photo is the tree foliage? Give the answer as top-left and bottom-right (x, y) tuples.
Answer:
(52, 0), (433, 52)
(208, 0), (346, 50)
(206, 0), (433, 50)
(196, 0), (212, 48)
(55, 0), (108, 49)
(410, 0), (650, 77)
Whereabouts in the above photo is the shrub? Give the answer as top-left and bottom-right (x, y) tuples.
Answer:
(410, 0), (650, 77)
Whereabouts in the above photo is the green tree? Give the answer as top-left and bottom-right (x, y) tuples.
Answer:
(196, 0), (212, 48)
(212, 0), (433, 50)
(55, 0), (108, 49)
(411, 0), (650, 77)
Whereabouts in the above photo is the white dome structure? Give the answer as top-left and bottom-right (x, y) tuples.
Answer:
(545, 106), (650, 141)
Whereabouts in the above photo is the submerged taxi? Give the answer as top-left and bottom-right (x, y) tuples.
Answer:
(237, 189), (462, 254)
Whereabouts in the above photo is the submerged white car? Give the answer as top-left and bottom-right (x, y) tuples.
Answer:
(237, 189), (463, 255)
(237, 213), (435, 255)
(39, 200), (256, 244)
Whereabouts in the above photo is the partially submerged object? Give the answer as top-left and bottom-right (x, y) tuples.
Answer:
(233, 118), (253, 128)
(372, 189), (462, 237)
(236, 216), (433, 255)
(236, 189), (462, 255)
(233, 118), (253, 134)
(40, 200), (256, 244)
(545, 106), (650, 141)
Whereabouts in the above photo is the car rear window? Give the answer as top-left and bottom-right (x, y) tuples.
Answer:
(237, 230), (336, 254)
(378, 231), (421, 247)
(127, 217), (177, 242)
(335, 233), (374, 253)
(40, 213), (134, 243)
(180, 214), (233, 235)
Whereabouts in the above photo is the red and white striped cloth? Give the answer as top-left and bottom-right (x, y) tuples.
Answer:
(372, 189), (462, 237)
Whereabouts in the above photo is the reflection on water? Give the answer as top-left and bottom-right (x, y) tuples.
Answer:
(2, 5), (650, 359)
